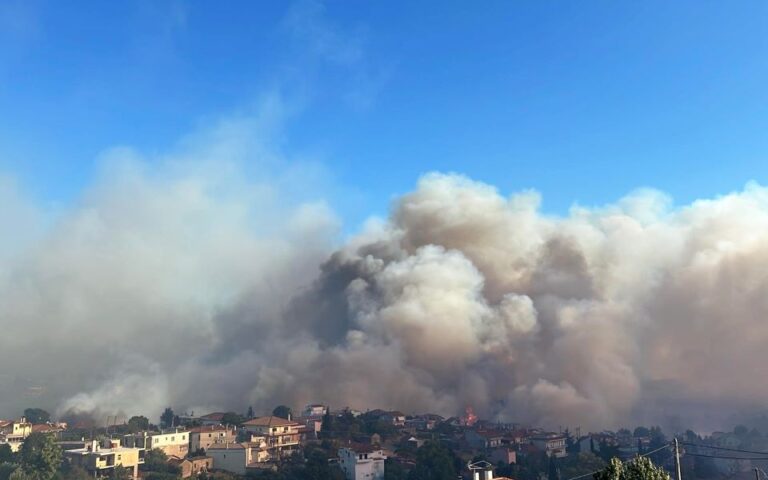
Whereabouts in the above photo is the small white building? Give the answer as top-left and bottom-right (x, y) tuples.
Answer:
(302, 404), (328, 417)
(123, 429), (189, 458)
(206, 442), (270, 475)
(338, 444), (386, 480)
(530, 433), (567, 458)
(207, 443), (248, 475)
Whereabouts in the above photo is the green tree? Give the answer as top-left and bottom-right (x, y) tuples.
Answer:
(320, 412), (335, 439)
(633, 427), (650, 438)
(384, 459), (407, 480)
(221, 412), (244, 427)
(734, 425), (748, 437)
(110, 465), (131, 480)
(0, 445), (13, 464)
(407, 442), (458, 480)
(593, 457), (670, 480)
(22, 409), (50, 425)
(58, 464), (92, 480)
(8, 468), (31, 480)
(302, 446), (344, 480)
(649, 427), (666, 446)
(160, 408), (175, 428)
(0, 464), (18, 480)
(127, 416), (150, 433)
(562, 453), (606, 479)
(272, 406), (292, 420)
(548, 456), (561, 480)
(142, 449), (169, 472)
(19, 433), (62, 480)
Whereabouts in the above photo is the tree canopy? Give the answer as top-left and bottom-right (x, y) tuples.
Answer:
(22, 409), (50, 425)
(272, 406), (292, 420)
(633, 427), (651, 438)
(0, 444), (13, 464)
(160, 408), (175, 428)
(127, 416), (149, 433)
(407, 442), (460, 480)
(19, 433), (62, 480)
(593, 457), (670, 480)
(221, 412), (244, 427)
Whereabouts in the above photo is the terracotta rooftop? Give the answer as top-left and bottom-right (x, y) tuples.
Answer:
(242, 416), (299, 427)
(31, 424), (63, 433)
(199, 412), (226, 421)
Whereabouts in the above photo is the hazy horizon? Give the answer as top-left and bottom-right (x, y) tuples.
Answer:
(2, 1), (768, 435)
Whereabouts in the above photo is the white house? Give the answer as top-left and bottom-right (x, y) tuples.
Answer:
(123, 429), (189, 458)
(338, 444), (386, 480)
(529, 433), (567, 458)
(302, 404), (328, 418)
(206, 442), (270, 475)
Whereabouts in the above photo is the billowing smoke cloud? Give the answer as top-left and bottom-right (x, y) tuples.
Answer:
(3, 134), (768, 431)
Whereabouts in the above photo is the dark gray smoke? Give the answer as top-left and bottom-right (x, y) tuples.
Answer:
(3, 143), (768, 431)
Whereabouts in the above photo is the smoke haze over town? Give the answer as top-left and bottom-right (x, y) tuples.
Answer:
(2, 0), (768, 439)
(3, 134), (768, 431)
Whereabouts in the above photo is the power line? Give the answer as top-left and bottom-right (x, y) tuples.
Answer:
(680, 442), (768, 457)
(564, 443), (672, 480)
(684, 452), (768, 461)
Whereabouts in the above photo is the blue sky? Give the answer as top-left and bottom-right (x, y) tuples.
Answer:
(1, 0), (768, 230)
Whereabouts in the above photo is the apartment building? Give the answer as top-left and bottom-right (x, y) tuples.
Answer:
(64, 440), (145, 479)
(242, 416), (300, 457)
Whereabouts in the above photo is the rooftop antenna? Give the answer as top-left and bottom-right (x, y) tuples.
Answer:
(468, 460), (494, 480)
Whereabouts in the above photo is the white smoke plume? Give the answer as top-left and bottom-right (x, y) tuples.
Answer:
(3, 132), (768, 430)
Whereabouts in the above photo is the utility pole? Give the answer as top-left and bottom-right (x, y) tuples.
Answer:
(674, 438), (682, 480)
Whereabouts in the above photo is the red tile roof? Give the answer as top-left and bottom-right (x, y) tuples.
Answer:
(242, 416), (298, 427)
(199, 412), (226, 421)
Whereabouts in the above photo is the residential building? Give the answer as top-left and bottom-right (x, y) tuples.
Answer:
(0, 418), (32, 452)
(188, 425), (236, 453)
(302, 404), (328, 418)
(489, 447), (517, 465)
(168, 456), (213, 478)
(530, 433), (567, 458)
(198, 412), (226, 426)
(466, 430), (505, 450)
(30, 423), (65, 436)
(405, 414), (443, 431)
(338, 444), (386, 480)
(206, 442), (270, 475)
(64, 440), (144, 479)
(242, 416), (301, 457)
(381, 412), (406, 427)
(123, 429), (189, 458)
